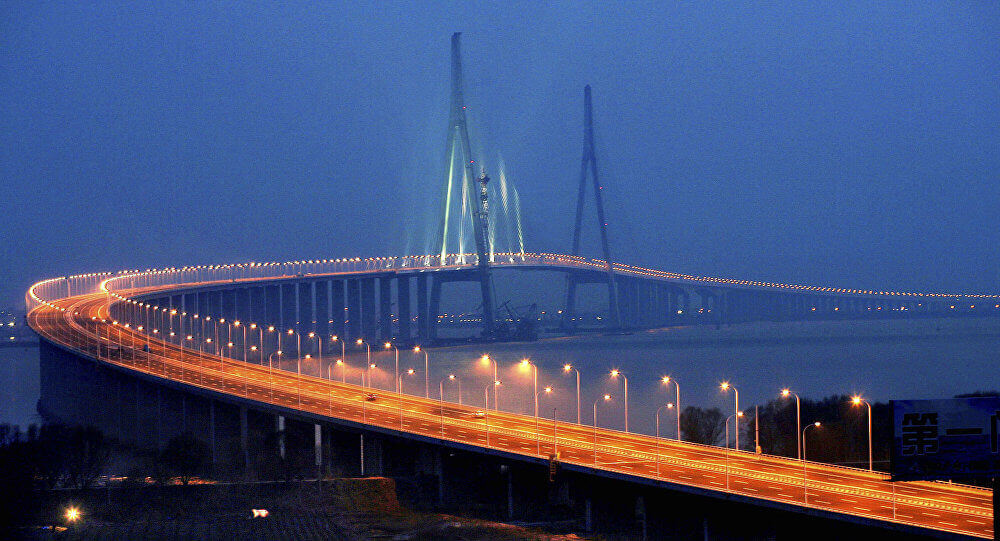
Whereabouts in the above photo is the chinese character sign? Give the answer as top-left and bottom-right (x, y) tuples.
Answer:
(891, 397), (1000, 481)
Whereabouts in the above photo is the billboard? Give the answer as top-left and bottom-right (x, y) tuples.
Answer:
(891, 397), (1000, 481)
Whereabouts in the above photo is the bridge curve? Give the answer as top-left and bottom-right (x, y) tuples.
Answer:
(24, 252), (996, 539)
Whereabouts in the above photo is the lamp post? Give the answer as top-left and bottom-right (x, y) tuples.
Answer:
(384, 342), (399, 393)
(481, 354), (499, 410)
(329, 359), (346, 383)
(593, 394), (612, 466)
(331, 335), (346, 367)
(610, 369), (628, 432)
(781, 388), (802, 460)
(439, 374), (460, 436)
(851, 395), (873, 471)
(803, 421), (821, 503)
(661, 376), (681, 441)
(563, 364), (581, 424)
(655, 403), (675, 476)
(485, 380), (500, 446)
(267, 350), (281, 401)
(721, 382), (740, 450)
(724, 411), (743, 490)
(440, 374), (461, 404)
(415, 346), (429, 398)
(357, 338), (371, 378)
(521, 359), (538, 420)
(802, 421), (821, 461)
(397, 368), (415, 429)
(288, 329), (301, 376)
(535, 386), (553, 454)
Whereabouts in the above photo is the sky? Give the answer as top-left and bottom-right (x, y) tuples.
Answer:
(2, 2), (999, 310)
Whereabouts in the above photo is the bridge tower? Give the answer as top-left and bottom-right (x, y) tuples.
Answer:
(435, 32), (497, 338)
(564, 85), (621, 330)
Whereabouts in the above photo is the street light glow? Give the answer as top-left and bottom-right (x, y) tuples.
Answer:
(65, 506), (80, 522)
(851, 395), (863, 406)
(603, 394), (612, 401)
(781, 388), (790, 397)
(720, 382), (730, 390)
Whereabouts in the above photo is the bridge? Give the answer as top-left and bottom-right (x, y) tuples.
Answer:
(26, 254), (995, 539)
(23, 33), (999, 539)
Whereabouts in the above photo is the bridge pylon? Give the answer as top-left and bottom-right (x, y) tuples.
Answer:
(435, 32), (496, 339)
(564, 85), (621, 331)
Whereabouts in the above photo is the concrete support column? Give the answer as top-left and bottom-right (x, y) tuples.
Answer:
(299, 282), (315, 335)
(280, 283), (297, 331)
(331, 280), (345, 340)
(315, 280), (330, 340)
(347, 279), (361, 340)
(265, 286), (281, 327)
(417, 275), (430, 341)
(314, 423), (323, 478)
(240, 405), (249, 471)
(428, 276), (442, 340)
(398, 277), (412, 341)
(277, 414), (286, 460)
(379, 277), (393, 340)
(361, 278), (377, 341)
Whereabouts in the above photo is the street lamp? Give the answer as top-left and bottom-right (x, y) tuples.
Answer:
(725, 411), (744, 450)
(481, 354), (499, 410)
(331, 335), (346, 367)
(440, 374), (461, 405)
(563, 364), (581, 424)
(521, 359), (538, 420)
(803, 421), (821, 503)
(357, 338), (371, 375)
(803, 421), (821, 461)
(610, 369), (629, 432)
(851, 395), (873, 471)
(385, 342), (399, 393)
(414, 346), (429, 398)
(721, 382), (740, 450)
(781, 388), (802, 460)
(535, 386), (553, 454)
(329, 359), (347, 383)
(724, 411), (743, 489)
(364, 362), (377, 389)
(661, 376), (681, 441)
(593, 394), (612, 466)
(397, 368), (416, 429)
(484, 380), (501, 447)
(655, 403), (675, 476)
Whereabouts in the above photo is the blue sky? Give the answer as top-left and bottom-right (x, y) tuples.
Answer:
(2, 2), (998, 308)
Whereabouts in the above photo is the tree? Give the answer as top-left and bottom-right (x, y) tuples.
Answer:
(161, 432), (210, 485)
(679, 406), (725, 445)
(64, 425), (110, 489)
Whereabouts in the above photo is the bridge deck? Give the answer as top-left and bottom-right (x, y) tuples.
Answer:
(27, 284), (993, 540)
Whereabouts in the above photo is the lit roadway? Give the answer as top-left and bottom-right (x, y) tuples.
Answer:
(30, 290), (992, 539)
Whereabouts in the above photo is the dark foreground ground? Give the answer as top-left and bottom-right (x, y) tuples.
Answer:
(12, 478), (592, 541)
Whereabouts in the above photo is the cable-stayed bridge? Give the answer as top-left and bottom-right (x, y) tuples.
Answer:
(23, 34), (1000, 539)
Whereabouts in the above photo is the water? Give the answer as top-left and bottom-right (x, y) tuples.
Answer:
(0, 346), (41, 428)
(5, 317), (999, 437)
(418, 317), (1000, 436)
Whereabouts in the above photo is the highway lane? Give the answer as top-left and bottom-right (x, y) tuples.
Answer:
(30, 292), (993, 539)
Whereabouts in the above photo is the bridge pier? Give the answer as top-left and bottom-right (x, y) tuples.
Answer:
(379, 276), (392, 340)
(331, 279), (345, 340)
(397, 276), (412, 341)
(361, 277), (377, 341)
(417, 274), (430, 342)
(315, 280), (329, 339)
(347, 278), (360, 340)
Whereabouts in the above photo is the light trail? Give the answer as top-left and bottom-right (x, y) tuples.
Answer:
(25, 274), (996, 539)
